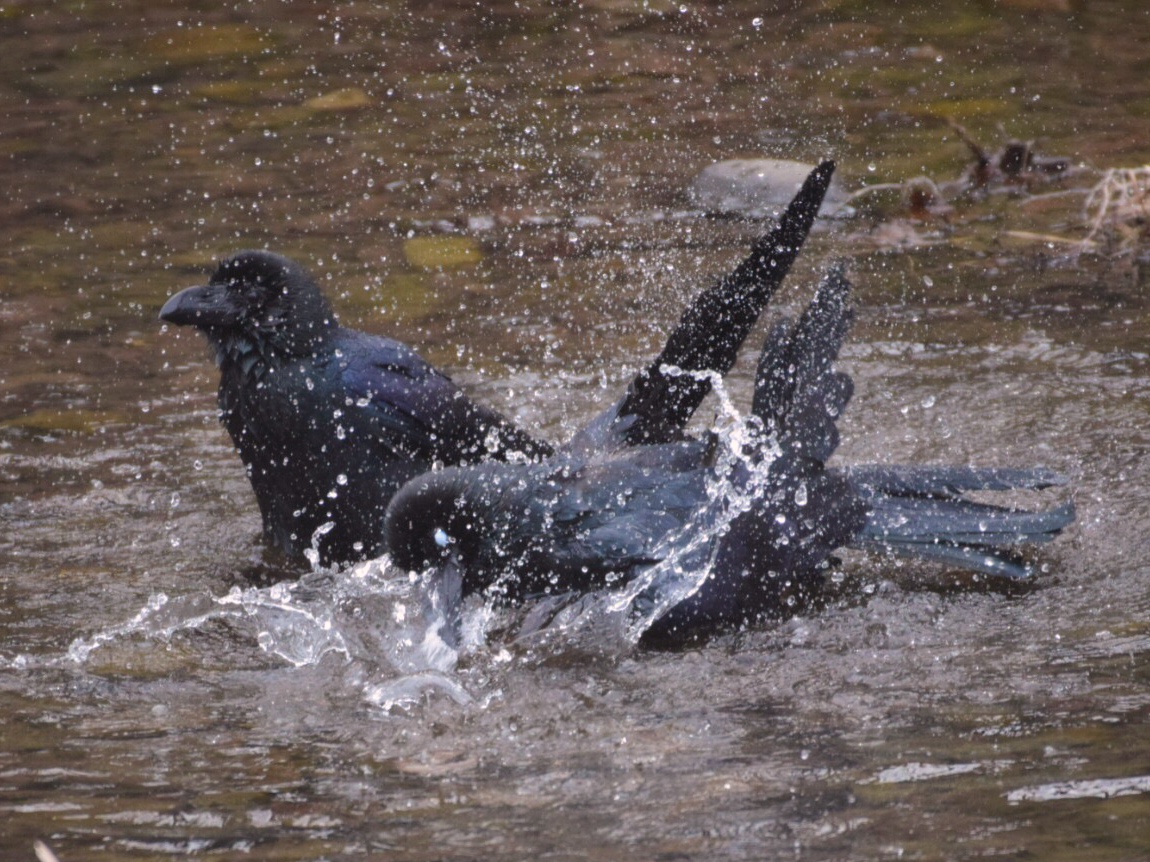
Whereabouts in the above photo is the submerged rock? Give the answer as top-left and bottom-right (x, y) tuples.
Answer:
(690, 158), (847, 217)
(403, 235), (484, 269)
(303, 88), (373, 113)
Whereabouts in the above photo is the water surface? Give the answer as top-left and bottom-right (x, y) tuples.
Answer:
(3, 2), (1150, 859)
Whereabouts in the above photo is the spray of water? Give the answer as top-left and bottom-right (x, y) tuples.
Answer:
(507, 365), (785, 646)
(49, 367), (783, 705)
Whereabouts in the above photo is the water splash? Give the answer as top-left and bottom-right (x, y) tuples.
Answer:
(54, 556), (481, 712)
(49, 369), (788, 682)
(363, 671), (474, 710)
(65, 591), (223, 664)
(216, 580), (351, 668)
(502, 365), (786, 648)
(615, 365), (781, 639)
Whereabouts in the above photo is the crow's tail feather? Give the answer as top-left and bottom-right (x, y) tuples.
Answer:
(846, 465), (1075, 579)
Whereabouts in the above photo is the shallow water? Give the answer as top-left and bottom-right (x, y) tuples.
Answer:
(3, 1), (1150, 859)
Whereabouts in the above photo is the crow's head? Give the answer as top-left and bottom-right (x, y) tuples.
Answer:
(160, 250), (336, 363)
(384, 468), (485, 578)
(383, 463), (538, 598)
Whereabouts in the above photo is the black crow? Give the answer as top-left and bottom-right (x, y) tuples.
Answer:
(160, 162), (837, 567)
(384, 267), (1074, 646)
(159, 251), (552, 564)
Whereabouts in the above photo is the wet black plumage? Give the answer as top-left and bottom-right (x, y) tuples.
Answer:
(384, 266), (1074, 645)
(160, 251), (552, 564)
(162, 160), (1073, 644)
(159, 161), (836, 567)
(383, 268), (864, 642)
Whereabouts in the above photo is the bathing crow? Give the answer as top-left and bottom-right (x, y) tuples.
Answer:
(160, 161), (837, 567)
(160, 251), (552, 564)
(384, 267), (1075, 645)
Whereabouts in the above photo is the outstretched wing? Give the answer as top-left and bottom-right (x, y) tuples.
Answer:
(568, 161), (836, 457)
(639, 266), (866, 644)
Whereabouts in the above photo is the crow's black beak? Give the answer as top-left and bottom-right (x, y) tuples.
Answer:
(159, 283), (236, 328)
